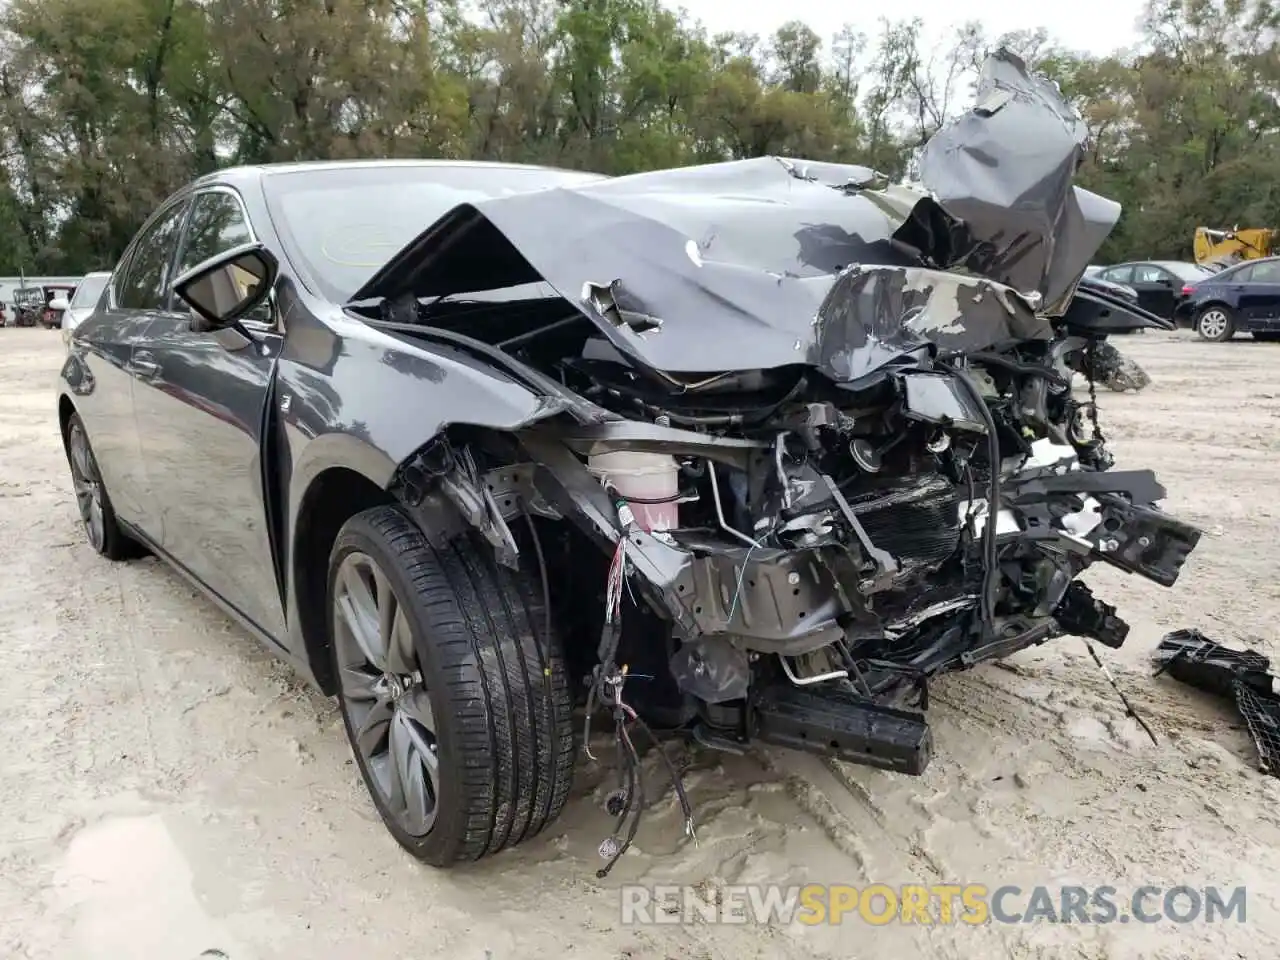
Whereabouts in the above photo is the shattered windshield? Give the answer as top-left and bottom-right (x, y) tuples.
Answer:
(264, 164), (605, 303)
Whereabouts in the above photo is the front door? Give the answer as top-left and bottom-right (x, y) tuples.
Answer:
(130, 187), (288, 642)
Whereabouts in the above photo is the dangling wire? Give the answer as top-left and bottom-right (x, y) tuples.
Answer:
(588, 499), (699, 879)
(604, 534), (628, 625)
(585, 526), (629, 762)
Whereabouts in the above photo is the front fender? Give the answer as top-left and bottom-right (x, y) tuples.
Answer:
(279, 327), (564, 494)
(274, 314), (569, 684)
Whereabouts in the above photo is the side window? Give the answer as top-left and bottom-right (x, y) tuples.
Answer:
(117, 202), (190, 311)
(1103, 266), (1132, 283)
(1250, 261), (1280, 283)
(1231, 264), (1255, 283)
(1133, 265), (1165, 283)
(177, 191), (253, 276)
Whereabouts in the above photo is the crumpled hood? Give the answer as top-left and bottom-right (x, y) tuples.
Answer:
(352, 50), (1121, 384)
(915, 52), (1119, 315)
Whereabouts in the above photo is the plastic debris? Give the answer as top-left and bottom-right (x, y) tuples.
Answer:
(1153, 629), (1280, 777)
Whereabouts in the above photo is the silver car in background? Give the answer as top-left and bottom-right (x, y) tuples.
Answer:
(58, 271), (111, 347)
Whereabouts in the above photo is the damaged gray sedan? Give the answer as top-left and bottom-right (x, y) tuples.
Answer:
(57, 51), (1198, 870)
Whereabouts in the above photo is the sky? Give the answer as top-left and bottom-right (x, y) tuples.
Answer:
(668, 0), (1149, 58)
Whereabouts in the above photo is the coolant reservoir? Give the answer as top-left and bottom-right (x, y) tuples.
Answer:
(586, 451), (679, 532)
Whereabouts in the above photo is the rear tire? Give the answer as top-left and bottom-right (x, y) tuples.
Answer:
(328, 506), (574, 866)
(1195, 305), (1235, 341)
(64, 414), (143, 560)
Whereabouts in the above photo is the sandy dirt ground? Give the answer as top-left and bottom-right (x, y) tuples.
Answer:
(2, 327), (1279, 960)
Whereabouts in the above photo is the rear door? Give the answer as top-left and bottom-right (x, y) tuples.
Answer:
(1127, 264), (1177, 318)
(129, 186), (288, 642)
(1235, 261), (1280, 329)
(74, 196), (192, 538)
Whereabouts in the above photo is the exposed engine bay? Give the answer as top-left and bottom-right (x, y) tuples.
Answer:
(352, 51), (1202, 871)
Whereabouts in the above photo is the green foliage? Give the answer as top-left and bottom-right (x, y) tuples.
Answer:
(2, 0), (1279, 272)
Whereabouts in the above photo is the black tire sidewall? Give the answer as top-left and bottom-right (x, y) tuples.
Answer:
(326, 507), (471, 866)
(65, 414), (127, 559)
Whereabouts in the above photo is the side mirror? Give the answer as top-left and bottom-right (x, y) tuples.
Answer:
(173, 242), (279, 334)
(48, 297), (70, 312)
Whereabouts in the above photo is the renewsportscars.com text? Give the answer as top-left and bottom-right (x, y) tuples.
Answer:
(619, 883), (1248, 926)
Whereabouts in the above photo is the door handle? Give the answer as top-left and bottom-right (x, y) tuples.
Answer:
(130, 352), (161, 378)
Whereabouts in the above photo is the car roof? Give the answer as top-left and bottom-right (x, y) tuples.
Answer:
(190, 158), (591, 192)
(1213, 255), (1280, 274)
(1109, 260), (1200, 268)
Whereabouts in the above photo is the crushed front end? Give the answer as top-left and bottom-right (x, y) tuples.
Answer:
(393, 304), (1199, 783)
(497, 319), (1199, 777)
(373, 51), (1201, 852)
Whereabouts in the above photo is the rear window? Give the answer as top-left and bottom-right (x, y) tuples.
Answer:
(1165, 262), (1214, 282)
(264, 164), (605, 303)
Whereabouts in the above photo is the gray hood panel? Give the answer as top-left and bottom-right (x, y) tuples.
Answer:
(351, 50), (1118, 382)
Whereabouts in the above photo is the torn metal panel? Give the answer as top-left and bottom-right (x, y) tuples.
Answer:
(807, 265), (1052, 384)
(1062, 283), (1174, 334)
(917, 48), (1117, 310)
(393, 437), (523, 569)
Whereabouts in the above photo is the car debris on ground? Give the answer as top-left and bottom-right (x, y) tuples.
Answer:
(1154, 628), (1280, 777)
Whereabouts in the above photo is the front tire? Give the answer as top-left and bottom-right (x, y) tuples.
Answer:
(1195, 305), (1235, 341)
(328, 506), (574, 866)
(64, 414), (141, 560)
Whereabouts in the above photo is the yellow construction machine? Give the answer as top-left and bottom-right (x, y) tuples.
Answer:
(1193, 226), (1277, 270)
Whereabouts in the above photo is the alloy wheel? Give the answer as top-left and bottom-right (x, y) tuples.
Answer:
(332, 551), (440, 837)
(68, 426), (106, 552)
(1198, 310), (1229, 339)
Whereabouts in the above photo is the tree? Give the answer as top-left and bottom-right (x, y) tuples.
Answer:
(2, 0), (1280, 271)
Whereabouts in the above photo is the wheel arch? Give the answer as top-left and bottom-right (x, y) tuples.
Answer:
(279, 326), (585, 693)
(289, 421), (554, 695)
(291, 462), (397, 694)
(57, 393), (77, 447)
(1195, 300), (1235, 318)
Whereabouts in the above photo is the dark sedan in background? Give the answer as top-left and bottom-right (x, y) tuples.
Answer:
(1094, 260), (1213, 319)
(1174, 255), (1280, 341)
